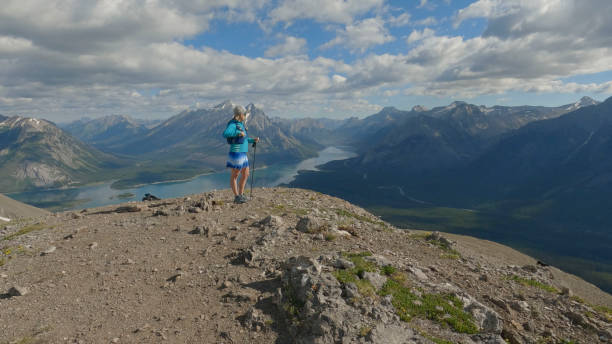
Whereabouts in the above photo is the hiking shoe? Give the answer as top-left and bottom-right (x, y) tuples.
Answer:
(233, 195), (242, 204)
(239, 194), (249, 203)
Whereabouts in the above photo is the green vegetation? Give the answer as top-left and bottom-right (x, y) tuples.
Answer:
(508, 275), (559, 294)
(0, 245), (28, 267)
(324, 233), (337, 241)
(334, 209), (387, 228)
(381, 265), (397, 276)
(282, 283), (305, 323)
(358, 326), (372, 337)
(409, 231), (462, 259)
(332, 252), (477, 334)
(2, 223), (52, 241)
(379, 274), (478, 334)
(272, 204), (308, 216)
(593, 305), (612, 323)
(333, 252), (378, 297)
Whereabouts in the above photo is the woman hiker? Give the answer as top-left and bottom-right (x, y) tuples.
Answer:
(223, 106), (260, 204)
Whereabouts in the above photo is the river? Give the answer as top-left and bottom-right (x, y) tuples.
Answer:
(9, 147), (356, 211)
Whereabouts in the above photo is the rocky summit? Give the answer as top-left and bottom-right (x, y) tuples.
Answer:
(0, 188), (611, 344)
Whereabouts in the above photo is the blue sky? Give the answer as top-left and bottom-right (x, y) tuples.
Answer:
(1, 0), (611, 121)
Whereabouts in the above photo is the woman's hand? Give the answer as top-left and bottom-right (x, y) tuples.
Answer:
(237, 131), (245, 137)
(255, 137), (260, 142)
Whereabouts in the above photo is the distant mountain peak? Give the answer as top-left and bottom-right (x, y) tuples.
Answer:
(566, 96), (600, 111)
(412, 105), (427, 112)
(214, 100), (236, 110)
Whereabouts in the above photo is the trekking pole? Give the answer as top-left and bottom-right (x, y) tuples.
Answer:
(250, 141), (257, 198)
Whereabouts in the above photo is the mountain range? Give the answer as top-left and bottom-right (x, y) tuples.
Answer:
(0, 117), (125, 193)
(289, 96), (612, 292)
(2, 96), (612, 293)
(1, 101), (319, 192)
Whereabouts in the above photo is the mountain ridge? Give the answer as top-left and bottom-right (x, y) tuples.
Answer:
(0, 188), (610, 343)
(0, 116), (125, 193)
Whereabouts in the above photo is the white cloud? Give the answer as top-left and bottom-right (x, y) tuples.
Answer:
(406, 28), (435, 43)
(413, 16), (438, 26)
(388, 12), (411, 27)
(269, 0), (384, 24)
(1, 0), (611, 121)
(264, 35), (307, 57)
(321, 18), (394, 53)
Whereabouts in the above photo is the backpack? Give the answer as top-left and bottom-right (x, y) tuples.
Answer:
(226, 120), (246, 144)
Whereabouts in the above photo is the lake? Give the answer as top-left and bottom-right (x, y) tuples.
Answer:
(9, 147), (356, 211)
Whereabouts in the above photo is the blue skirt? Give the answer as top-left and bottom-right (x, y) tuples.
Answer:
(226, 152), (249, 170)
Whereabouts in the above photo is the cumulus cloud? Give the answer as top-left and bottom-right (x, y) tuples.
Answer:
(264, 35), (307, 57)
(388, 12), (411, 27)
(1, 0), (611, 121)
(406, 28), (436, 43)
(269, 0), (384, 24)
(321, 18), (394, 53)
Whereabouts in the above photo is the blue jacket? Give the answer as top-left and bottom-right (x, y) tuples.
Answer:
(223, 120), (254, 153)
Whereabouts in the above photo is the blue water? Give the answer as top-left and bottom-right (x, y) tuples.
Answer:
(9, 147), (355, 211)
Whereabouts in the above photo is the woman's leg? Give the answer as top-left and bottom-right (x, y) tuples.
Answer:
(230, 168), (240, 196)
(238, 167), (250, 195)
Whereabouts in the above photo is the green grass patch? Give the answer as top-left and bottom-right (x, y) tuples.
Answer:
(379, 276), (478, 334)
(381, 265), (397, 276)
(593, 305), (612, 323)
(282, 283), (305, 323)
(359, 326), (372, 337)
(2, 223), (52, 241)
(324, 233), (337, 241)
(335, 209), (386, 227)
(440, 252), (461, 260)
(333, 252), (379, 297)
(508, 275), (559, 294)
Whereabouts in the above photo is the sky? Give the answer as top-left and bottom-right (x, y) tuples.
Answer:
(1, 0), (612, 122)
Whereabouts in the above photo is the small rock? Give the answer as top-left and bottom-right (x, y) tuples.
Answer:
(0, 274), (8, 278)
(334, 258), (355, 269)
(363, 271), (387, 290)
(426, 231), (454, 247)
(111, 338), (120, 343)
(329, 228), (352, 237)
(364, 254), (392, 267)
(510, 300), (530, 313)
(343, 283), (360, 299)
(153, 209), (168, 217)
(115, 205), (144, 213)
(560, 286), (572, 297)
(8, 286), (29, 297)
(258, 215), (283, 228)
(522, 265), (538, 273)
(89, 242), (98, 249)
(295, 215), (323, 233)
(222, 280), (233, 289)
(41, 246), (56, 256)
(408, 267), (428, 281)
(188, 207), (203, 213)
